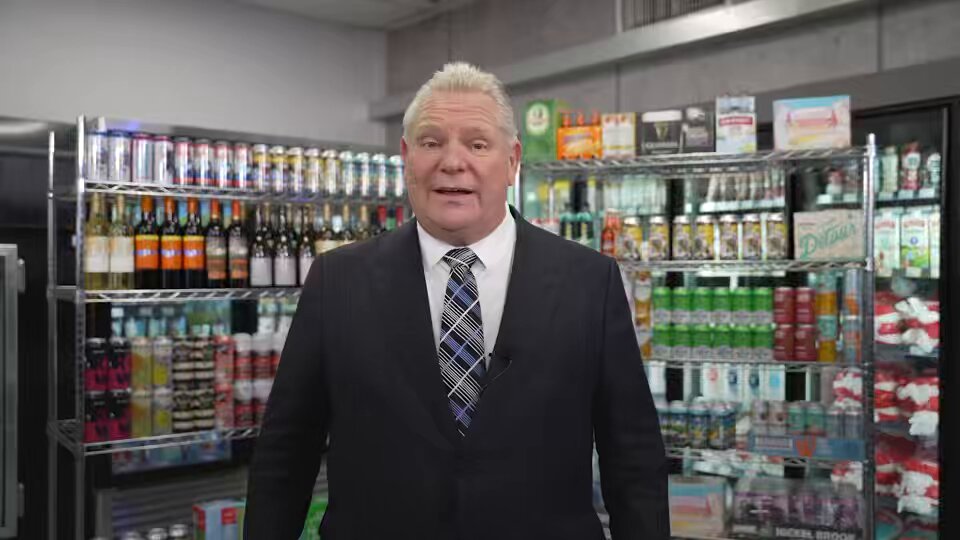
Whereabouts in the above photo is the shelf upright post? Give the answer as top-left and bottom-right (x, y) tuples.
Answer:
(46, 128), (58, 540)
(862, 134), (877, 540)
(74, 115), (87, 540)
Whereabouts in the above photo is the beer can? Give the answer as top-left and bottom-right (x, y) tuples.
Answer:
(742, 214), (762, 260)
(85, 337), (109, 392)
(252, 144), (270, 192)
(669, 401), (689, 447)
(774, 324), (795, 361)
(773, 287), (796, 324)
(842, 268), (862, 317)
(108, 389), (131, 440)
(671, 324), (692, 360)
(817, 339), (837, 363)
(107, 131), (132, 183)
(192, 139), (213, 187)
(672, 215), (693, 260)
(252, 333), (273, 379)
(152, 387), (173, 435)
(689, 402), (710, 449)
(85, 130), (108, 181)
(805, 402), (827, 436)
(712, 325), (732, 359)
(233, 142), (251, 190)
(751, 324), (774, 362)
(286, 146), (304, 194)
(372, 153), (389, 200)
(172, 383), (195, 433)
(152, 136), (173, 185)
(672, 288), (692, 325)
(795, 287), (816, 324)
(843, 405), (862, 439)
(751, 400), (769, 435)
(723, 364), (741, 402)
(732, 325), (753, 361)
(787, 401), (806, 435)
(842, 315), (861, 363)
(130, 337), (152, 391)
(108, 336), (132, 391)
(234, 385), (254, 428)
(711, 288), (732, 325)
(356, 151), (372, 199)
(652, 324), (671, 360)
(647, 216), (670, 261)
(339, 150), (356, 197)
(765, 212), (788, 259)
(84, 391), (109, 442)
(215, 381), (235, 430)
(768, 400), (786, 436)
(794, 324), (818, 361)
(131, 389), (152, 438)
(692, 324), (712, 359)
(652, 287), (671, 325)
(152, 336), (173, 389)
(270, 145), (286, 193)
(305, 147), (322, 194)
(718, 214), (740, 260)
(213, 140), (233, 189)
(751, 287), (773, 325)
(732, 288), (752, 325)
(389, 155), (405, 198)
(234, 333), (253, 380)
(692, 287), (712, 324)
(323, 149), (341, 197)
(826, 404), (845, 438)
(131, 133), (153, 183)
(214, 335), (235, 383)
(173, 137), (192, 185)
(694, 215), (716, 260)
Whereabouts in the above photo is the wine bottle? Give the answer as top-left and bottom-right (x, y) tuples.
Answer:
(250, 204), (273, 287)
(160, 197), (183, 289)
(316, 203), (337, 254)
(228, 200), (250, 288)
(107, 195), (135, 289)
(273, 205), (297, 287)
(298, 207), (316, 286)
(134, 196), (161, 289)
(182, 198), (206, 288)
(84, 193), (110, 290)
(205, 200), (227, 288)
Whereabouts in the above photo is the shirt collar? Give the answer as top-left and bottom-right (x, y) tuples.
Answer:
(417, 208), (516, 272)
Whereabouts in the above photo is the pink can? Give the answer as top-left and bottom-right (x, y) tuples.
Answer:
(215, 381), (235, 430)
(774, 325), (795, 361)
(794, 324), (818, 361)
(774, 287), (795, 324)
(795, 287), (816, 324)
(192, 139), (213, 187)
(233, 142), (251, 189)
(173, 137), (192, 185)
(213, 140), (232, 188)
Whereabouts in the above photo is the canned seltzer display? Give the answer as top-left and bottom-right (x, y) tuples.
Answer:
(751, 287), (774, 325)
(712, 325), (733, 359)
(653, 324), (671, 359)
(732, 325), (753, 361)
(692, 324), (713, 359)
(692, 287), (712, 324)
(711, 288), (732, 325)
(751, 324), (774, 361)
(672, 288), (692, 325)
(672, 324), (692, 360)
(732, 289), (752, 325)
(653, 287), (671, 325)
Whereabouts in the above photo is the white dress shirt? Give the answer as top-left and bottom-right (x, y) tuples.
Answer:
(417, 210), (517, 366)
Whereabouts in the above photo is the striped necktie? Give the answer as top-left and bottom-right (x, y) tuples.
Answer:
(438, 247), (486, 436)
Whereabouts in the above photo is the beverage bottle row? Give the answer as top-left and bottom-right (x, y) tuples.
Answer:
(83, 194), (405, 290)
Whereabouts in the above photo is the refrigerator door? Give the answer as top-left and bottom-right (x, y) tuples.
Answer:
(0, 245), (18, 538)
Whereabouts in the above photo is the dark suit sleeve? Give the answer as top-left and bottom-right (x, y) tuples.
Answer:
(245, 259), (329, 539)
(594, 259), (670, 540)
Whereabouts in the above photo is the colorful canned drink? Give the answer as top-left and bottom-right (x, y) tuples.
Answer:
(751, 400), (769, 435)
(85, 337), (109, 392)
(692, 324), (713, 359)
(652, 324), (671, 360)
(130, 337), (152, 391)
(213, 140), (233, 188)
(234, 333), (252, 380)
(711, 288), (732, 325)
(234, 379), (254, 428)
(173, 137), (192, 185)
(108, 336), (132, 391)
(269, 145), (286, 193)
(774, 324), (795, 361)
(773, 287), (796, 324)
(107, 131), (132, 182)
(215, 381), (235, 430)
(787, 401), (806, 435)
(286, 146), (304, 194)
(795, 287), (816, 324)
(722, 403), (737, 447)
(723, 364), (741, 402)
(843, 405), (862, 439)
(708, 404), (727, 449)
(842, 268), (862, 317)
(304, 147), (322, 194)
(108, 389), (131, 440)
(323, 149), (341, 197)
(805, 402), (827, 436)
(233, 142), (251, 189)
(356, 151), (372, 199)
(751, 287), (773, 325)
(712, 325), (733, 359)
(692, 287), (712, 324)
(213, 335), (235, 384)
(671, 324), (692, 360)
(192, 139), (212, 187)
(152, 136), (173, 185)
(689, 402), (710, 449)
(131, 133), (153, 183)
(669, 401), (689, 447)
(767, 400), (786, 435)
(252, 144), (269, 192)
(389, 155), (405, 198)
(817, 339), (837, 363)
(672, 288), (692, 325)
(826, 404), (845, 438)
(372, 153), (389, 200)
(742, 213), (762, 260)
(718, 214), (740, 260)
(751, 324), (774, 361)
(84, 391), (109, 442)
(339, 150), (356, 197)
(131, 389), (152, 438)
(672, 215), (693, 259)
(765, 212), (788, 259)
(647, 216), (669, 261)
(652, 287), (672, 325)
(794, 324), (818, 361)
(732, 288), (752, 325)
(151, 336), (173, 389)
(85, 130), (108, 181)
(732, 325), (753, 361)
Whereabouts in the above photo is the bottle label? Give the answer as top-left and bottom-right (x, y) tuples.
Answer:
(229, 242), (249, 280)
(250, 257), (272, 287)
(183, 235), (205, 270)
(299, 255), (314, 285)
(134, 234), (160, 270)
(160, 235), (183, 270)
(85, 236), (110, 273)
(206, 237), (227, 280)
(108, 236), (134, 273)
(274, 257), (297, 286)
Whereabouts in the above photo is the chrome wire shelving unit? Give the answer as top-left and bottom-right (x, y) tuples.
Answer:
(53, 285), (302, 304)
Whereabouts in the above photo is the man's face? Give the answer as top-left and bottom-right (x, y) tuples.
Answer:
(402, 91), (521, 245)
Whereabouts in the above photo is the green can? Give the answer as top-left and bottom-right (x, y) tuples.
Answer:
(692, 287), (713, 325)
(712, 325), (733, 359)
(732, 288), (752, 325)
(751, 287), (774, 325)
(652, 324), (672, 359)
(692, 324), (713, 358)
(672, 324), (692, 360)
(732, 325), (753, 361)
(712, 288), (732, 325)
(672, 288), (693, 325)
(751, 324), (774, 361)
(653, 287), (672, 325)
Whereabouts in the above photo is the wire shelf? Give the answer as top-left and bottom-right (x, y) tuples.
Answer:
(71, 179), (402, 204)
(619, 259), (866, 275)
(664, 446), (854, 468)
(522, 147), (868, 174)
(648, 358), (860, 373)
(52, 420), (260, 456)
(56, 286), (301, 304)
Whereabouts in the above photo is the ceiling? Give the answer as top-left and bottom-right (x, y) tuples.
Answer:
(227, 0), (478, 29)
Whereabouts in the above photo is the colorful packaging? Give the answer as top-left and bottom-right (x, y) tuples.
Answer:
(929, 210), (940, 278)
(901, 211), (931, 272)
(875, 212), (902, 276)
(193, 499), (246, 540)
(773, 95), (851, 150)
(668, 476), (728, 537)
(521, 99), (569, 162)
(715, 95), (756, 154)
(557, 111), (602, 160)
(681, 105), (715, 153)
(793, 210), (864, 260)
(640, 110), (682, 155)
(601, 113), (637, 158)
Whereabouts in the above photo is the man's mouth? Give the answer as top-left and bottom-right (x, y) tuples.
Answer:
(434, 187), (474, 195)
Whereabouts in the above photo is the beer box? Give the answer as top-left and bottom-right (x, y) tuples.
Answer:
(773, 95), (851, 150)
(193, 499), (245, 540)
(557, 120), (602, 160)
(640, 109), (682, 155)
(901, 211), (931, 273)
(521, 99), (568, 163)
(716, 95), (756, 154)
(682, 105), (715, 153)
(874, 212), (901, 277)
(793, 210), (864, 260)
(601, 113), (637, 158)
(669, 475), (728, 537)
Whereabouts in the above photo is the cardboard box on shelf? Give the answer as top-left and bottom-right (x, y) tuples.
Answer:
(521, 99), (568, 162)
(668, 475), (728, 537)
(640, 109), (682, 155)
(793, 209), (864, 260)
(557, 111), (602, 160)
(716, 95), (756, 154)
(602, 112), (637, 158)
(773, 95), (851, 150)
(682, 105), (715, 153)
(193, 499), (245, 540)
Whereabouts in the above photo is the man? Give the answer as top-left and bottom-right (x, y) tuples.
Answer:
(245, 62), (668, 540)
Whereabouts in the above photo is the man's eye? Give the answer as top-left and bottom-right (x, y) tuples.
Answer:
(472, 141), (488, 151)
(421, 139), (440, 149)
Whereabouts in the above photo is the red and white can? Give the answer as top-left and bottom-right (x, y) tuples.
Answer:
(131, 133), (153, 183)
(794, 324), (818, 361)
(773, 287), (795, 324)
(774, 324), (795, 361)
(152, 136), (173, 184)
(192, 139), (213, 187)
(214, 335), (235, 384)
(795, 287), (816, 324)
(173, 137), (192, 185)
(213, 140), (232, 189)
(215, 381), (235, 430)
(233, 142), (251, 190)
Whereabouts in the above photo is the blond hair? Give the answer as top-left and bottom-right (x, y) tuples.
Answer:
(402, 62), (517, 141)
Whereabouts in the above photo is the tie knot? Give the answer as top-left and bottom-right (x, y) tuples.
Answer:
(443, 248), (478, 270)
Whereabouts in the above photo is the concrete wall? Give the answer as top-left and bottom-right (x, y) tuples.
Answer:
(0, 0), (387, 147)
(382, 0), (960, 149)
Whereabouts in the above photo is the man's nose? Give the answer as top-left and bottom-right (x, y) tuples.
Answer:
(439, 142), (467, 174)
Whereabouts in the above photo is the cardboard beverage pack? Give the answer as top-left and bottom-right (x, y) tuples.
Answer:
(681, 105), (715, 153)
(640, 110), (682, 155)
(773, 95), (851, 150)
(716, 95), (756, 154)
(793, 210), (864, 260)
(521, 99), (568, 162)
